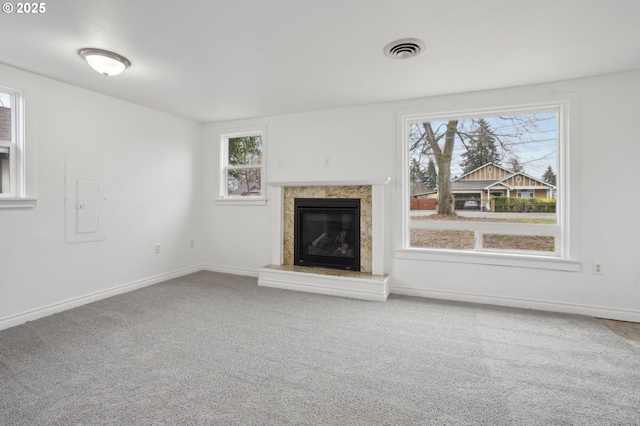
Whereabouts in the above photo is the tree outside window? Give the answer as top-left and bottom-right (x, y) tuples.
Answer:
(405, 105), (564, 256)
(220, 128), (265, 201)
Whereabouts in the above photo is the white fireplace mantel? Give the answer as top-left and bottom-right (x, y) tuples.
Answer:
(266, 177), (391, 187)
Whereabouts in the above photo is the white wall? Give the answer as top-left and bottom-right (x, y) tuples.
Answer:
(203, 70), (640, 321)
(0, 64), (203, 329)
(202, 104), (397, 275)
(2, 64), (637, 328)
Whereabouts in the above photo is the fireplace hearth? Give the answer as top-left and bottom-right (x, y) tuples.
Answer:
(294, 198), (360, 271)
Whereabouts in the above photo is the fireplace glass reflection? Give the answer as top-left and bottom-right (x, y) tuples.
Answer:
(294, 198), (360, 271)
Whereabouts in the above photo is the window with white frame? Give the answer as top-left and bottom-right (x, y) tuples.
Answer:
(0, 87), (24, 199)
(219, 127), (265, 202)
(402, 102), (568, 260)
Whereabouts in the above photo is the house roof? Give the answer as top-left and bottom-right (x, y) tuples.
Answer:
(231, 182), (260, 196)
(454, 163), (510, 182)
(498, 171), (555, 190)
(449, 163), (555, 192)
(452, 180), (498, 190)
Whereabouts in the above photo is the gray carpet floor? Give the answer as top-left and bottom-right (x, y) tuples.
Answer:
(1, 271), (639, 425)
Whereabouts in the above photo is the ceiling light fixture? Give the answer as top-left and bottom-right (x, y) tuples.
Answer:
(383, 38), (425, 59)
(79, 48), (131, 76)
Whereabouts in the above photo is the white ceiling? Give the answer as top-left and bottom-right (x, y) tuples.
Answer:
(1, 0), (639, 123)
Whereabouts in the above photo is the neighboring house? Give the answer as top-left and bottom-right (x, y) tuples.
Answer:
(417, 163), (556, 210)
(0, 107), (10, 140)
(230, 182), (261, 196)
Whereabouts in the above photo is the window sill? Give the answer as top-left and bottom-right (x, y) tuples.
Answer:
(394, 248), (581, 272)
(0, 198), (37, 209)
(215, 198), (267, 206)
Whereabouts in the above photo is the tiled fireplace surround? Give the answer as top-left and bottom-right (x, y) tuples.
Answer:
(258, 179), (390, 301)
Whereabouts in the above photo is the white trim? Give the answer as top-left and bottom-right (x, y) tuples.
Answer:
(0, 197), (37, 209)
(0, 265), (202, 331)
(270, 186), (284, 265)
(411, 220), (558, 236)
(215, 198), (267, 206)
(371, 184), (385, 275)
(2, 263), (635, 332)
(394, 248), (580, 271)
(389, 285), (640, 323)
(267, 177), (391, 187)
(202, 263), (259, 277)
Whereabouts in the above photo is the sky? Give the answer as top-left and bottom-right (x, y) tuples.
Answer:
(410, 112), (557, 180)
(0, 92), (10, 108)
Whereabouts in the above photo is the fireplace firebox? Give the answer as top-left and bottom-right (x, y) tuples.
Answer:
(294, 198), (360, 271)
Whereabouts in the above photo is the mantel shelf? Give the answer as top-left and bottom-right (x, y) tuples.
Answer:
(266, 177), (391, 187)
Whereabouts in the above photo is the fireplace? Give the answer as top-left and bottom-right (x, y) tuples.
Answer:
(258, 180), (390, 301)
(294, 198), (360, 271)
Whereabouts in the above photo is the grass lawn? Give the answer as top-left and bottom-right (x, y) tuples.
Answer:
(410, 214), (555, 251)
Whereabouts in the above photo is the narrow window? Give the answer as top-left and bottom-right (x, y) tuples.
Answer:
(0, 87), (23, 199)
(219, 127), (266, 202)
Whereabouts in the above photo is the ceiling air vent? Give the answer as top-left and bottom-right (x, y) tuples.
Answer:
(384, 38), (425, 59)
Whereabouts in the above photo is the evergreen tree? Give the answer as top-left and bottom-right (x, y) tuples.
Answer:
(424, 158), (438, 190)
(409, 158), (427, 194)
(459, 118), (501, 174)
(506, 157), (524, 173)
(542, 165), (556, 185)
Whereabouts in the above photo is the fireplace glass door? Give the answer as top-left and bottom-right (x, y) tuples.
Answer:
(294, 198), (360, 271)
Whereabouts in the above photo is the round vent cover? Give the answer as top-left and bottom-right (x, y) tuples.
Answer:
(383, 38), (425, 59)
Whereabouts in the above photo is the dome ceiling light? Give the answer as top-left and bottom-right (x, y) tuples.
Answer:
(383, 38), (425, 59)
(79, 48), (131, 76)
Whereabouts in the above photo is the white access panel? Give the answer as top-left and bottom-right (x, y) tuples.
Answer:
(65, 156), (107, 244)
(76, 179), (99, 234)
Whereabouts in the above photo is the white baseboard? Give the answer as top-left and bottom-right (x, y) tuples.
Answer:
(0, 265), (203, 331)
(389, 285), (640, 322)
(202, 264), (259, 277)
(3, 265), (637, 331)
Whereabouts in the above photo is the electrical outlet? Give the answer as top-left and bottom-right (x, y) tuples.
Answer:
(592, 262), (603, 275)
(324, 157), (331, 167)
(155, 243), (160, 254)
(190, 240), (195, 248)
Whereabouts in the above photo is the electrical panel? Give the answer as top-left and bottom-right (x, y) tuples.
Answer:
(65, 156), (107, 244)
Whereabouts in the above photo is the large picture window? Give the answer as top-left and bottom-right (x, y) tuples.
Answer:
(219, 126), (265, 204)
(401, 102), (569, 262)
